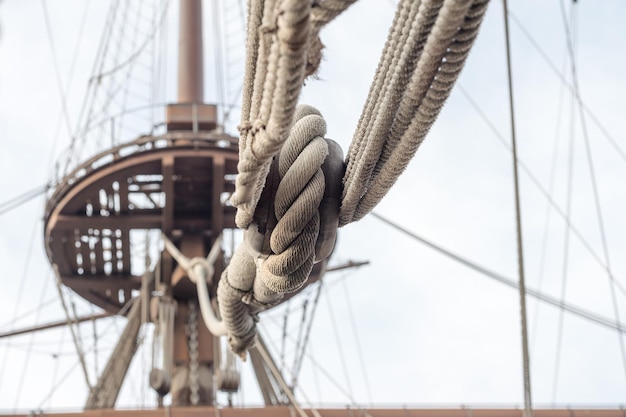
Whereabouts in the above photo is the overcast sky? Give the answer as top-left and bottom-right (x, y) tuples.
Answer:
(0, 0), (625, 412)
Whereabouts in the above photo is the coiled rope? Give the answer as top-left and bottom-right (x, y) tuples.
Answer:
(219, 0), (490, 356)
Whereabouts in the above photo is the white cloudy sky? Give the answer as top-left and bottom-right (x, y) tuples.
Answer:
(1, 0), (626, 412)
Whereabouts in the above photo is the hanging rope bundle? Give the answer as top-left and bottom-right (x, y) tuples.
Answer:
(233, 0), (356, 229)
(218, 0), (490, 356)
(340, 0), (490, 225)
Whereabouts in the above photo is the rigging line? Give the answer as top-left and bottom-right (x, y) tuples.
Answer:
(116, 0), (148, 147)
(212, 0), (226, 125)
(28, 300), (133, 409)
(36, 358), (81, 410)
(47, 324), (67, 410)
(61, 0), (120, 176)
(149, 0), (159, 133)
(290, 299), (308, 390)
(40, 0), (74, 141)
(369, 211), (626, 335)
(325, 284), (354, 401)
(508, 11), (626, 167)
(0, 183), (51, 216)
(291, 278), (325, 391)
(13, 271), (52, 411)
(46, 0), (90, 176)
(87, 0), (171, 83)
(0, 297), (57, 331)
(531, 48), (569, 353)
(254, 333), (313, 417)
(308, 339), (323, 404)
(97, 2), (132, 150)
(455, 84), (626, 299)
(52, 266), (93, 392)
(257, 326), (321, 417)
(280, 300), (290, 372)
(553, 23), (577, 402)
(222, 0), (246, 127)
(503, 2), (533, 415)
(341, 279), (373, 406)
(259, 319), (367, 412)
(82, 101), (169, 133)
(0, 217), (41, 395)
(558, 0), (626, 387)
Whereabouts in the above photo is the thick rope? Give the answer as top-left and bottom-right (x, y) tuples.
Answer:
(262, 105), (328, 292)
(220, 0), (489, 357)
(233, 0), (357, 229)
(502, 0), (533, 415)
(340, 0), (490, 225)
(233, 0), (313, 229)
(219, 105), (334, 357)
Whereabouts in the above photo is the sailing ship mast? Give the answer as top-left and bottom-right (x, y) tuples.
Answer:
(1, 0), (624, 412)
(42, 0), (328, 409)
(43, 0), (236, 407)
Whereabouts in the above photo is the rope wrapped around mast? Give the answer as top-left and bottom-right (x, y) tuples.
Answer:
(218, 0), (490, 356)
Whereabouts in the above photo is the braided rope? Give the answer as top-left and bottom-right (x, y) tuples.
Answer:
(219, 0), (489, 357)
(340, 0), (490, 225)
(310, 0), (359, 29)
(262, 105), (328, 292)
(219, 105), (333, 357)
(232, 0), (313, 229)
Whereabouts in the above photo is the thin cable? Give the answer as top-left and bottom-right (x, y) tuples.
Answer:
(260, 317), (366, 411)
(558, 0), (626, 387)
(47, 324), (67, 410)
(46, 0), (91, 175)
(115, 0), (147, 147)
(0, 218), (41, 395)
(552, 26), (577, 402)
(291, 279), (325, 391)
(290, 299), (308, 389)
(61, 0), (120, 177)
(212, 0), (226, 124)
(503, 2), (532, 415)
(508, 11), (626, 167)
(308, 339), (323, 404)
(0, 297), (56, 330)
(341, 279), (373, 405)
(53, 267), (92, 393)
(13, 271), (52, 411)
(87, 0), (171, 83)
(531, 49), (568, 352)
(92, 307), (99, 381)
(370, 212), (626, 335)
(324, 285), (353, 400)
(280, 299), (290, 372)
(36, 359), (81, 409)
(40, 0), (74, 140)
(456, 84), (626, 299)
(0, 183), (51, 216)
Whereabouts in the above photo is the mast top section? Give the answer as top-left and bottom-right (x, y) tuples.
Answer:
(178, 0), (204, 103)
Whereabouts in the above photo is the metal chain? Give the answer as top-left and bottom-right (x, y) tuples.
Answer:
(187, 302), (200, 405)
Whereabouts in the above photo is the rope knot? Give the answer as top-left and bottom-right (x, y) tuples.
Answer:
(219, 105), (344, 355)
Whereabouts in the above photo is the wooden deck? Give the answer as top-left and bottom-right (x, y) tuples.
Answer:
(10, 407), (625, 417)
